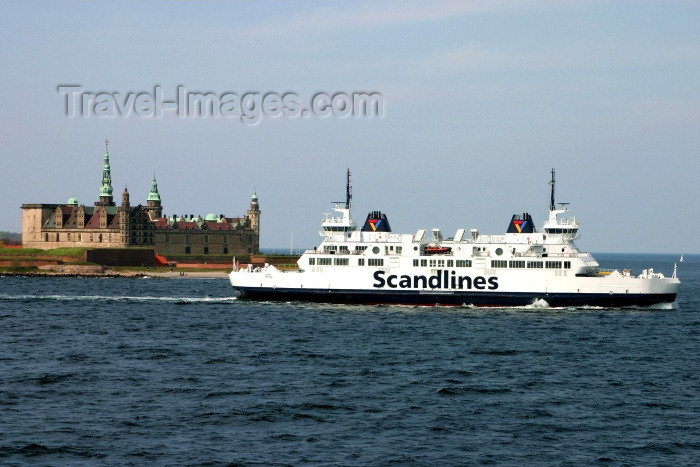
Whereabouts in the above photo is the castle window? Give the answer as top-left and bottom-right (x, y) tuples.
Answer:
(90, 233), (94, 242)
(223, 247), (228, 254)
(67, 233), (71, 241)
(224, 236), (228, 244)
(185, 246), (191, 254)
(204, 247), (209, 254)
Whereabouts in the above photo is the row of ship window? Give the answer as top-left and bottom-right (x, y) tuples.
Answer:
(309, 257), (384, 266)
(307, 257), (572, 269)
(322, 245), (403, 255)
(308, 258), (472, 267)
(491, 260), (572, 269)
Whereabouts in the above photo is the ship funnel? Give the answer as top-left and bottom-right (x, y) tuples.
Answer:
(507, 213), (535, 233)
(361, 211), (392, 232)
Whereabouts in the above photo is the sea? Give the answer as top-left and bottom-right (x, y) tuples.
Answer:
(1, 253), (698, 465)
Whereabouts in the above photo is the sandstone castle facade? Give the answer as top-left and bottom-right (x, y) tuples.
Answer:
(21, 140), (260, 256)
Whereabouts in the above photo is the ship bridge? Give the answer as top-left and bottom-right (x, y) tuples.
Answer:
(542, 203), (580, 240)
(320, 169), (357, 240)
(321, 204), (356, 238)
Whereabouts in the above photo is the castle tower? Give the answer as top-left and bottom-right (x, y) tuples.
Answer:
(97, 138), (115, 206)
(146, 174), (162, 220)
(247, 189), (260, 234)
(121, 185), (130, 208)
(119, 186), (131, 245)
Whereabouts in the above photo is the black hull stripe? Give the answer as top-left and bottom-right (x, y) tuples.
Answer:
(233, 287), (677, 308)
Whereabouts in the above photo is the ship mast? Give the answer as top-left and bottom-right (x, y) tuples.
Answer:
(345, 168), (352, 209)
(549, 168), (556, 211)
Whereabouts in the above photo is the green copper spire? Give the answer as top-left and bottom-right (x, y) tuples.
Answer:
(99, 138), (113, 199)
(251, 189), (258, 202)
(147, 173), (161, 201)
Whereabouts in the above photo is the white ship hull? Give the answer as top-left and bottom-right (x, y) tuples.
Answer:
(230, 170), (680, 308)
(230, 264), (679, 307)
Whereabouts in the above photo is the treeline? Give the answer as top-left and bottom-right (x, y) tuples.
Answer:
(0, 231), (21, 246)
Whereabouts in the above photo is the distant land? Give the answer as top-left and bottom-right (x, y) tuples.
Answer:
(0, 231), (21, 245)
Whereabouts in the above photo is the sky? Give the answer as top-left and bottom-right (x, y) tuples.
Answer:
(1, 0), (698, 254)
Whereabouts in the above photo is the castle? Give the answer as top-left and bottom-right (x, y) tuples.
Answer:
(21, 140), (260, 256)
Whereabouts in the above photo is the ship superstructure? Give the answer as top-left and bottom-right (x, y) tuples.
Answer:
(229, 170), (680, 307)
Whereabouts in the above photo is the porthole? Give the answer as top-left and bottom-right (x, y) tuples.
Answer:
(372, 246), (380, 254)
(495, 248), (503, 256)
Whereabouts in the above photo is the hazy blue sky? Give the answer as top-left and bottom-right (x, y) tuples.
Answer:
(1, 1), (698, 253)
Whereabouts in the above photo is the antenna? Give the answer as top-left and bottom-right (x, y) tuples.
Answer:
(549, 168), (556, 211)
(332, 169), (352, 208)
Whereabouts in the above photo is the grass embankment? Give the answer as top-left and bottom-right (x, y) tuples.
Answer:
(109, 266), (231, 273)
(0, 247), (44, 256)
(0, 266), (39, 273)
(0, 246), (88, 258)
(43, 247), (90, 257)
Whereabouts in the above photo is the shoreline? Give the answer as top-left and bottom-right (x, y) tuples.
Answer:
(0, 269), (231, 279)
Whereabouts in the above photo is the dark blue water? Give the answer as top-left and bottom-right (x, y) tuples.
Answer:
(1, 254), (698, 465)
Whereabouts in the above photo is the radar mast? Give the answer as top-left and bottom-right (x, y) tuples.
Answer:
(549, 168), (556, 211)
(345, 168), (352, 209)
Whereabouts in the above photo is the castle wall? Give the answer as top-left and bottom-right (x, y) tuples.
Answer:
(153, 229), (257, 256)
(23, 228), (127, 249)
(21, 204), (57, 248)
(86, 248), (155, 267)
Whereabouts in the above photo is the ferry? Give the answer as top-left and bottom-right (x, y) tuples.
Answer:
(229, 170), (680, 307)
